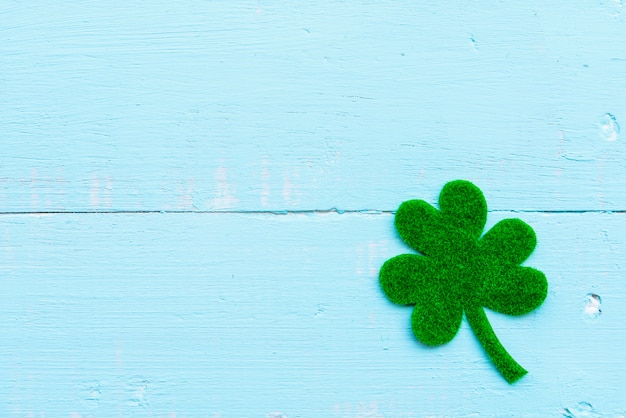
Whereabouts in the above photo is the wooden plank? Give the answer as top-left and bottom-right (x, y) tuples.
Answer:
(1, 212), (623, 416)
(2, 2), (626, 212)
(2, 2), (624, 417)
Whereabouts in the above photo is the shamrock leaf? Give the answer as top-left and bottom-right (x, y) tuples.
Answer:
(379, 180), (548, 384)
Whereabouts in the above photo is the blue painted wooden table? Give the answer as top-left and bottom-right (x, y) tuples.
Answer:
(1, 2), (625, 417)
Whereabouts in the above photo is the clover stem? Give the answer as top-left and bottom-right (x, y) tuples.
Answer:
(464, 305), (528, 384)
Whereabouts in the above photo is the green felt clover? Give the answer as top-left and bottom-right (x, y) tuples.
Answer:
(379, 180), (548, 384)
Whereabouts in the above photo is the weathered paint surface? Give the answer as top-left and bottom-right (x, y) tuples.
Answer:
(1, 2), (625, 417)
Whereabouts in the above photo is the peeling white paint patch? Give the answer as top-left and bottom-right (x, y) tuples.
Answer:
(583, 293), (602, 321)
(81, 380), (101, 410)
(599, 113), (619, 141)
(469, 35), (478, 50)
(267, 413), (287, 418)
(127, 376), (149, 407)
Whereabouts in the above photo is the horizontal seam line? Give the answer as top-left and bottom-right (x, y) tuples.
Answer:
(491, 210), (626, 214)
(0, 209), (624, 215)
(0, 209), (392, 215)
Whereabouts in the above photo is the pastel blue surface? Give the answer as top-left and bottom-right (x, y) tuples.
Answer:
(1, 2), (625, 417)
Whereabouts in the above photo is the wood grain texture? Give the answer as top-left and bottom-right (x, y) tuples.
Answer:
(1, 212), (625, 417)
(1, 1), (625, 417)
(1, 2), (626, 212)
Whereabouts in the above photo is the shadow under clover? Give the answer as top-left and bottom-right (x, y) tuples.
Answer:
(379, 180), (548, 384)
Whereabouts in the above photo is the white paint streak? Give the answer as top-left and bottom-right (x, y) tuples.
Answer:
(210, 167), (238, 210)
(282, 168), (301, 206)
(368, 240), (389, 276)
(261, 157), (271, 207)
(90, 177), (101, 207)
(177, 178), (196, 210)
(89, 176), (113, 208)
(355, 239), (390, 276)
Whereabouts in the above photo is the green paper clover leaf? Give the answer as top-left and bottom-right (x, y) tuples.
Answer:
(379, 180), (548, 384)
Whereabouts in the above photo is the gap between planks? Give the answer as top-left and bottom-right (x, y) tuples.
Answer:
(0, 209), (626, 216)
